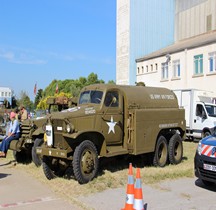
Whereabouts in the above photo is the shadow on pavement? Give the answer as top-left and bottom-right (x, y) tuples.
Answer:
(0, 160), (17, 167)
(0, 173), (11, 179)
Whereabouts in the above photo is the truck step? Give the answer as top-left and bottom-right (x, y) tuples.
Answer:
(106, 146), (128, 157)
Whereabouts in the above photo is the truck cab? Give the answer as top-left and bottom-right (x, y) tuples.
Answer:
(173, 89), (216, 140)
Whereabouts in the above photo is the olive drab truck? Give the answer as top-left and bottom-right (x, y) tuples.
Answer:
(36, 84), (186, 184)
(9, 96), (77, 166)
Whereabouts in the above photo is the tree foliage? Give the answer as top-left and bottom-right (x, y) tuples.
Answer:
(17, 91), (34, 111)
(18, 72), (115, 111)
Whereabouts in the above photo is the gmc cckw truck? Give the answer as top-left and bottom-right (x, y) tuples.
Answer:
(36, 84), (186, 184)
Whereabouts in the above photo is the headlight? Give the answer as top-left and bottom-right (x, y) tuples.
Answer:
(197, 141), (202, 155)
(66, 124), (71, 133)
(66, 123), (74, 133)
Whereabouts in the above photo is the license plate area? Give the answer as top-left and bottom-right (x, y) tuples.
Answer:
(203, 163), (216, 172)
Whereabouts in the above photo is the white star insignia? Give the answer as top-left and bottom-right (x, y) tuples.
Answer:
(106, 116), (117, 134)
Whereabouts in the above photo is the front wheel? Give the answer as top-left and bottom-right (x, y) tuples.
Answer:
(42, 156), (56, 180)
(73, 140), (99, 184)
(168, 133), (183, 164)
(42, 156), (66, 180)
(153, 136), (168, 167)
(32, 138), (43, 167)
(202, 131), (211, 139)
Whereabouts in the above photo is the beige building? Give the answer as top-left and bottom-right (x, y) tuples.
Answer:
(136, 0), (216, 96)
(136, 31), (216, 95)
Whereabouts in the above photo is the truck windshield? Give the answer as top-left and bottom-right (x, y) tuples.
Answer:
(205, 104), (216, 117)
(79, 90), (103, 104)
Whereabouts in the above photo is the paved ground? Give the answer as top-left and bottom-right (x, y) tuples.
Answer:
(1, 159), (216, 210)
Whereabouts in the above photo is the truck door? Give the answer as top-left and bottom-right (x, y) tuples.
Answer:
(101, 90), (123, 145)
(193, 103), (207, 137)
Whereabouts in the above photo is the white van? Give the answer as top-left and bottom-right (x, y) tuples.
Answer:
(173, 89), (216, 140)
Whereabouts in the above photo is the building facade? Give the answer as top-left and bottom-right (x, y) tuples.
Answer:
(0, 87), (13, 106)
(136, 0), (216, 96)
(116, 0), (175, 85)
(136, 31), (216, 94)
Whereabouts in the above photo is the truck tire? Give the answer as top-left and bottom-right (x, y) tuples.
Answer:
(32, 138), (43, 167)
(168, 133), (183, 164)
(13, 150), (32, 164)
(153, 136), (168, 167)
(73, 140), (99, 184)
(42, 156), (56, 180)
(202, 131), (211, 139)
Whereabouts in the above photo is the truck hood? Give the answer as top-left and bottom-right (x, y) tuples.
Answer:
(50, 105), (100, 119)
(201, 135), (216, 146)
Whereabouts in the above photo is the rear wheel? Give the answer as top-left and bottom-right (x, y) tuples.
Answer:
(153, 136), (168, 167)
(73, 140), (99, 184)
(32, 138), (43, 167)
(13, 150), (32, 164)
(168, 133), (183, 164)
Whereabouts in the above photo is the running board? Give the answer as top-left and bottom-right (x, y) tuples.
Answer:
(106, 146), (128, 157)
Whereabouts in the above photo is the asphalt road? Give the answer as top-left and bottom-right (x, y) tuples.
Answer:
(1, 159), (216, 210)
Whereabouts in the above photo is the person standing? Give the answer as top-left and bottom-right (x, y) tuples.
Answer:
(20, 106), (28, 122)
(0, 112), (21, 158)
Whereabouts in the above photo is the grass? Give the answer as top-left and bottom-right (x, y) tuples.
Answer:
(3, 141), (198, 208)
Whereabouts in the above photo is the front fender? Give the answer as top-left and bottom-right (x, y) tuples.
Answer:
(62, 130), (107, 156)
(32, 127), (44, 136)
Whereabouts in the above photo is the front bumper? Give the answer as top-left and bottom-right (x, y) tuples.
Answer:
(36, 147), (72, 160)
(194, 151), (216, 183)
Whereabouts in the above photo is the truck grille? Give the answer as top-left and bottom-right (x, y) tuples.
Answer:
(199, 168), (216, 180)
(199, 160), (216, 181)
(20, 123), (32, 138)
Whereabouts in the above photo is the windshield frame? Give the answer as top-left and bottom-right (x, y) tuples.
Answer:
(79, 90), (104, 105)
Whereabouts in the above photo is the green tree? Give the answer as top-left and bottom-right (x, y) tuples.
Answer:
(34, 89), (43, 108)
(18, 91), (33, 111)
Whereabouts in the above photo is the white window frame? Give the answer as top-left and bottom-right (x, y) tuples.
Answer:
(209, 51), (216, 73)
(172, 59), (180, 78)
(194, 54), (203, 75)
(161, 62), (168, 80)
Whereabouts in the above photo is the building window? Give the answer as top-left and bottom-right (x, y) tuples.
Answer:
(151, 64), (153, 71)
(155, 63), (158, 71)
(137, 67), (140, 74)
(206, 14), (212, 31)
(161, 62), (168, 80)
(172, 60), (180, 78)
(194, 54), (203, 75)
(209, 52), (216, 73)
(142, 66), (144, 73)
(5, 92), (7, 97)
(1, 92), (4, 97)
(146, 65), (148, 72)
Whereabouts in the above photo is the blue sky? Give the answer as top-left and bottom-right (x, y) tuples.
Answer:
(0, 1), (116, 100)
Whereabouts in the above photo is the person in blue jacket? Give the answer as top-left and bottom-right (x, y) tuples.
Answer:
(0, 111), (21, 158)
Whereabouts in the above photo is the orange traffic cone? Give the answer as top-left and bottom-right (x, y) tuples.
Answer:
(121, 163), (134, 210)
(133, 168), (144, 210)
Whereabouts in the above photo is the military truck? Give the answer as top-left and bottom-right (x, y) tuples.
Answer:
(36, 84), (186, 184)
(9, 96), (77, 166)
